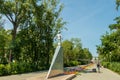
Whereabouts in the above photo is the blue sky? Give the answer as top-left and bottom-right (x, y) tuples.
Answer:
(60, 0), (120, 56)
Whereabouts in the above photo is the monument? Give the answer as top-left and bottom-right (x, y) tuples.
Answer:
(46, 31), (64, 79)
(26, 31), (75, 80)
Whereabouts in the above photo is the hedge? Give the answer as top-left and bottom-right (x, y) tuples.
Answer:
(0, 62), (46, 76)
(102, 62), (120, 74)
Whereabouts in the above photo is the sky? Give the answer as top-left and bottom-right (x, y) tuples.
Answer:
(60, 0), (120, 57)
(4, 0), (120, 57)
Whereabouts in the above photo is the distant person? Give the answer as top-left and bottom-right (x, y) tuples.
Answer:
(97, 62), (101, 73)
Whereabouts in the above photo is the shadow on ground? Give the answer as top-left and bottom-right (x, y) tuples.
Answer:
(81, 69), (102, 74)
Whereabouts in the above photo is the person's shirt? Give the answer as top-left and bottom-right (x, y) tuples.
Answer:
(97, 63), (100, 67)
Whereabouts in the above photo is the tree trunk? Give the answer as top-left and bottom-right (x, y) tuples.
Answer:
(12, 24), (17, 41)
(9, 23), (18, 63)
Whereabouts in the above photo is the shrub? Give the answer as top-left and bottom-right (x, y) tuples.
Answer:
(10, 62), (33, 74)
(69, 61), (79, 66)
(0, 64), (5, 76)
(0, 61), (47, 76)
(109, 62), (120, 74)
(5, 64), (11, 75)
(101, 62), (110, 68)
(102, 62), (120, 74)
(0, 64), (11, 76)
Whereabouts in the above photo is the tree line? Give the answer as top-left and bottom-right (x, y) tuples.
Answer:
(0, 0), (92, 75)
(97, 0), (120, 62)
(62, 38), (92, 67)
(0, 0), (65, 72)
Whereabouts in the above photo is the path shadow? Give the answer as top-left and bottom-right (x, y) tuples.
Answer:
(81, 69), (94, 73)
(81, 69), (103, 73)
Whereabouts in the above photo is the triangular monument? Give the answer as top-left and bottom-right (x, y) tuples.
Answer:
(46, 31), (64, 79)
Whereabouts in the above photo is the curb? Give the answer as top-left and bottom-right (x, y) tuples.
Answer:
(66, 74), (76, 80)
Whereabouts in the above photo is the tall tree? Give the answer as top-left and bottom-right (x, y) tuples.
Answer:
(97, 27), (120, 62)
(0, 0), (20, 40)
(0, 0), (35, 62)
(7, 0), (66, 69)
(96, 0), (120, 62)
(62, 40), (74, 66)
(62, 38), (92, 66)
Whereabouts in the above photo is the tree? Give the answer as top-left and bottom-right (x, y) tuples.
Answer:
(116, 0), (120, 10)
(62, 38), (92, 66)
(0, 0), (40, 41)
(71, 38), (83, 61)
(96, 0), (120, 62)
(97, 0), (120, 61)
(97, 27), (120, 62)
(0, 0), (35, 62)
(83, 48), (92, 60)
(0, 26), (12, 64)
(0, 16), (4, 28)
(62, 40), (74, 66)
(0, 0), (65, 67)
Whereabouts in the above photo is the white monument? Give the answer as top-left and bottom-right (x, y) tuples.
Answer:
(46, 31), (63, 79)
(56, 31), (62, 46)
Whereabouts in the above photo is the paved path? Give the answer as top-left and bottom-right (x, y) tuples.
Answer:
(72, 64), (120, 80)
(0, 71), (47, 80)
(0, 71), (75, 80)
(0, 64), (120, 80)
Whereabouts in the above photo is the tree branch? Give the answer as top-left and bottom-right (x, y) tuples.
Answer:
(5, 14), (13, 23)
(4, 6), (14, 23)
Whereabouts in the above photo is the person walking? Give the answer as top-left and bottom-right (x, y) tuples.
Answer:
(97, 62), (100, 73)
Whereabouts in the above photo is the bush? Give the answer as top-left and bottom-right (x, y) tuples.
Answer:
(109, 62), (120, 74)
(5, 64), (11, 75)
(0, 64), (11, 76)
(10, 62), (18, 74)
(102, 62), (120, 74)
(68, 61), (79, 66)
(101, 62), (110, 68)
(10, 62), (33, 74)
(0, 64), (5, 76)
(0, 61), (47, 76)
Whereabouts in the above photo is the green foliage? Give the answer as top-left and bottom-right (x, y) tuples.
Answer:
(97, 0), (120, 63)
(0, 64), (6, 76)
(70, 61), (79, 66)
(62, 38), (92, 67)
(0, 28), (12, 64)
(0, 0), (92, 76)
(10, 62), (34, 74)
(0, 0), (66, 65)
(64, 61), (80, 67)
(97, 0), (120, 74)
(0, 61), (48, 76)
(101, 62), (110, 68)
(0, 64), (11, 76)
(116, 0), (120, 10)
(102, 62), (120, 74)
(62, 40), (74, 65)
(97, 17), (120, 62)
(0, 0), (66, 76)
(0, 0), (66, 40)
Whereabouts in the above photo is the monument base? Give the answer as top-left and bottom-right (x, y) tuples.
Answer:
(26, 73), (76, 80)
(46, 46), (64, 79)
